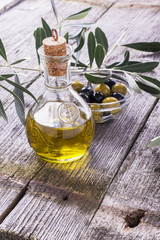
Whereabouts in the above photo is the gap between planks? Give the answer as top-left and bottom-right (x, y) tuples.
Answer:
(0, 162), (46, 224)
(65, 0), (117, 8)
(0, 0), (24, 15)
(115, 1), (160, 8)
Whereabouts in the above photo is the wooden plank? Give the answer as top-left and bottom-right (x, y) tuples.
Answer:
(116, 0), (160, 8)
(83, 101), (160, 240)
(70, 0), (117, 8)
(0, 0), (23, 15)
(0, 2), (160, 239)
(0, 176), (25, 220)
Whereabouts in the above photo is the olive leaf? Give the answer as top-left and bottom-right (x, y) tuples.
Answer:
(71, 62), (87, 68)
(123, 42), (160, 52)
(111, 73), (127, 82)
(147, 136), (160, 148)
(0, 38), (7, 61)
(106, 62), (120, 68)
(139, 74), (160, 88)
(72, 55), (88, 68)
(13, 74), (25, 125)
(65, 23), (94, 28)
(151, 93), (160, 98)
(154, 162), (160, 172)
(95, 27), (108, 53)
(69, 29), (83, 39)
(0, 84), (23, 105)
(125, 72), (141, 93)
(74, 28), (86, 52)
(95, 44), (105, 69)
(10, 58), (28, 65)
(0, 84), (25, 123)
(0, 99), (7, 122)
(0, 74), (14, 80)
(136, 81), (160, 95)
(34, 27), (47, 64)
(136, 75), (160, 92)
(65, 7), (92, 21)
(85, 73), (110, 84)
(128, 61), (142, 65)
(70, 28), (86, 56)
(106, 52), (130, 69)
(41, 18), (52, 37)
(50, 0), (58, 23)
(88, 32), (96, 67)
(117, 50), (130, 67)
(115, 62), (159, 73)
(0, 75), (38, 103)
(110, 61), (142, 68)
(64, 32), (69, 44)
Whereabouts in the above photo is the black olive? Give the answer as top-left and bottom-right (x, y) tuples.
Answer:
(112, 92), (125, 101)
(89, 93), (96, 103)
(79, 92), (90, 103)
(80, 87), (94, 97)
(103, 112), (111, 117)
(94, 92), (105, 103)
(105, 79), (116, 89)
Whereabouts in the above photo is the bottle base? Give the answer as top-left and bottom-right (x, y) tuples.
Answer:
(37, 153), (86, 163)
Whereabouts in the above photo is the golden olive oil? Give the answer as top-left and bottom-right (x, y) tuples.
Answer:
(26, 102), (94, 163)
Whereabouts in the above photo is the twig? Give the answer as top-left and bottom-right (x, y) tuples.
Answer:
(0, 64), (40, 72)
(106, 32), (126, 59)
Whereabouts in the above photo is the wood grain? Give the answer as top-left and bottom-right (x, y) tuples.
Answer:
(68, 0), (117, 8)
(0, 1), (159, 239)
(0, 0), (24, 14)
(116, 0), (160, 8)
(0, 176), (25, 220)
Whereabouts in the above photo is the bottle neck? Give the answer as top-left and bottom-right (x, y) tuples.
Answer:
(39, 44), (73, 90)
(44, 59), (71, 89)
(44, 77), (71, 91)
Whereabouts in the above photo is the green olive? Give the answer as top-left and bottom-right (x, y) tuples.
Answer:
(71, 81), (84, 93)
(112, 83), (127, 95)
(102, 97), (120, 114)
(95, 83), (111, 97)
(90, 103), (102, 121)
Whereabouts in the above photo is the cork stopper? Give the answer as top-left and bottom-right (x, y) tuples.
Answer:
(43, 29), (67, 76)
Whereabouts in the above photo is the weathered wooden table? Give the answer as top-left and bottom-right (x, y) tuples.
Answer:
(0, 0), (160, 239)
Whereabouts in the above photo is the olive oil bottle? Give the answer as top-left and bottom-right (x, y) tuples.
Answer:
(26, 102), (94, 162)
(26, 42), (95, 163)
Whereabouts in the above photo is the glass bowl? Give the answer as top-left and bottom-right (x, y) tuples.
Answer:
(88, 79), (133, 123)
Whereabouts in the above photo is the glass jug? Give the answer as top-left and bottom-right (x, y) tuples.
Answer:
(26, 44), (95, 163)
